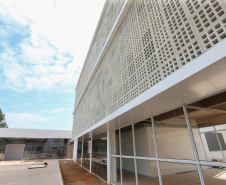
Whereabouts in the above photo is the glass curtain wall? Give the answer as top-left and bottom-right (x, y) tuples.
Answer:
(76, 91), (226, 185)
(82, 134), (90, 170)
(0, 138), (70, 160)
(77, 137), (82, 165)
(92, 132), (107, 181)
(110, 91), (226, 185)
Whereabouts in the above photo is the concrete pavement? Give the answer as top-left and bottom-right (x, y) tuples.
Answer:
(0, 160), (63, 185)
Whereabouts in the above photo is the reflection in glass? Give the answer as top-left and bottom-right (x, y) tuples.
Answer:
(82, 137), (90, 170)
(134, 123), (155, 158)
(122, 158), (136, 185)
(0, 144), (6, 160)
(187, 91), (226, 162)
(77, 139), (82, 165)
(92, 132), (107, 181)
(121, 125), (134, 156)
(154, 107), (195, 160)
(0, 138), (69, 160)
(137, 159), (159, 185)
(160, 162), (200, 185)
(202, 165), (226, 185)
(57, 146), (67, 159)
(111, 157), (121, 185)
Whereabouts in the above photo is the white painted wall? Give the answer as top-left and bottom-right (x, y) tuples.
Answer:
(4, 144), (25, 161)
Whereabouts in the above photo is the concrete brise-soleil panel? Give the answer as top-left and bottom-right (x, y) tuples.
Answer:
(0, 128), (72, 139)
(72, 0), (226, 138)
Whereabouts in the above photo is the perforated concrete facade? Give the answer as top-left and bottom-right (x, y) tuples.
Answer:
(72, 0), (226, 138)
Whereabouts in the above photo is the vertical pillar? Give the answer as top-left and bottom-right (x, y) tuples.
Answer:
(151, 117), (163, 185)
(90, 131), (93, 172)
(111, 130), (117, 183)
(183, 105), (205, 185)
(107, 124), (111, 184)
(132, 123), (138, 185)
(73, 139), (78, 162)
(81, 137), (84, 166)
(119, 128), (123, 185)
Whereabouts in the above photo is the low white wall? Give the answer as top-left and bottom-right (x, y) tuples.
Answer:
(4, 144), (25, 160)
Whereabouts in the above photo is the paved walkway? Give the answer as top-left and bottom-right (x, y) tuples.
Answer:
(0, 159), (63, 185)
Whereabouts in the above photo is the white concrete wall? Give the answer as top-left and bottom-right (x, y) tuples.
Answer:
(0, 128), (71, 139)
(4, 144), (25, 160)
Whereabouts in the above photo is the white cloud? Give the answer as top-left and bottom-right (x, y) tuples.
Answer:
(5, 112), (48, 125)
(0, 0), (105, 92)
(41, 108), (70, 113)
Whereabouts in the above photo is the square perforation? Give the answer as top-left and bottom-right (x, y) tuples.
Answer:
(201, 20), (226, 49)
(158, 41), (175, 64)
(149, 70), (162, 87)
(144, 41), (155, 60)
(162, 57), (179, 78)
(173, 22), (196, 51)
(179, 41), (202, 65)
(142, 28), (152, 47)
(146, 54), (159, 74)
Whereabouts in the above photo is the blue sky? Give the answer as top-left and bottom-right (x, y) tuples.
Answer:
(0, 0), (105, 130)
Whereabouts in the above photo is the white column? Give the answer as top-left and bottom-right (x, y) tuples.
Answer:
(90, 132), (93, 172)
(107, 125), (111, 184)
(111, 131), (117, 183)
(72, 139), (78, 162)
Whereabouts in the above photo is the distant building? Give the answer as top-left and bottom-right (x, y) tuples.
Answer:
(0, 128), (72, 160)
(71, 0), (226, 185)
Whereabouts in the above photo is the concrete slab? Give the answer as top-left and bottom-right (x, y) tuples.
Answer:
(0, 160), (63, 185)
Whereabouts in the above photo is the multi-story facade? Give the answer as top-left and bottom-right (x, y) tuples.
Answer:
(71, 0), (226, 184)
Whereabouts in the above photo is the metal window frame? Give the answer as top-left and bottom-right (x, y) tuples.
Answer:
(90, 131), (93, 172)
(76, 104), (226, 185)
(81, 136), (84, 167)
(109, 105), (226, 185)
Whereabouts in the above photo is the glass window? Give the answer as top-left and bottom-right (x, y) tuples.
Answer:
(134, 122), (155, 158)
(187, 91), (226, 162)
(77, 137), (82, 165)
(82, 135), (90, 170)
(0, 144), (6, 160)
(122, 158), (136, 185)
(121, 125), (134, 156)
(137, 159), (159, 185)
(92, 132), (107, 181)
(22, 145), (33, 159)
(160, 162), (201, 185)
(154, 107), (195, 160)
(205, 132), (226, 151)
(56, 146), (67, 159)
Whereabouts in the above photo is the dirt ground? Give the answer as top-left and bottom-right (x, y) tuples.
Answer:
(59, 160), (108, 185)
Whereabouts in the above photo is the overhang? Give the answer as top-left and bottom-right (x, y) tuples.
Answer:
(0, 128), (72, 139)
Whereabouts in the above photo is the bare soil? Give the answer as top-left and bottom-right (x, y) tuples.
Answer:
(59, 160), (108, 185)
